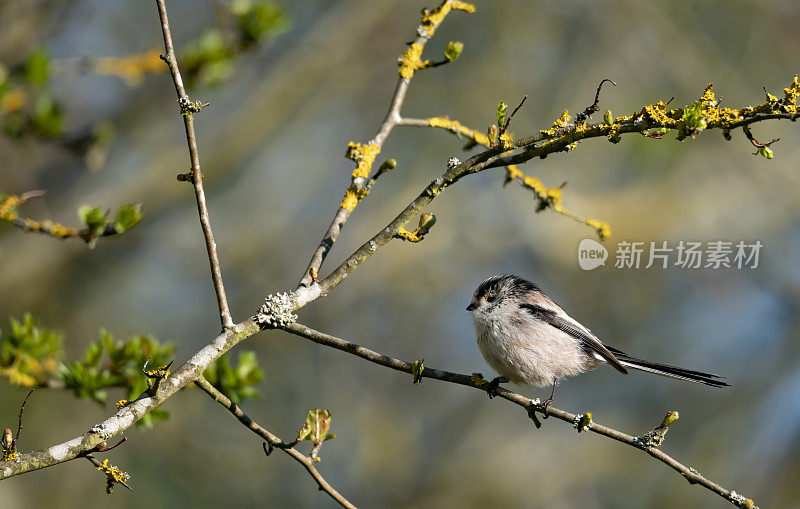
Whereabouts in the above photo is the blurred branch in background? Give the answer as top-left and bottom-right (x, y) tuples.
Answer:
(0, 190), (142, 245)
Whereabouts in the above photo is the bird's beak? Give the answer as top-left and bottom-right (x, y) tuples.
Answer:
(466, 303), (477, 311)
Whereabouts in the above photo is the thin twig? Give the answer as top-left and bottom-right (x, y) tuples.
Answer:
(194, 376), (357, 509)
(15, 389), (34, 445)
(742, 125), (779, 148)
(282, 321), (756, 508)
(155, 0), (234, 330)
(83, 454), (133, 492)
(575, 78), (616, 125)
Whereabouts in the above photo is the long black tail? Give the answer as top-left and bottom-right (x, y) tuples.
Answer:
(607, 347), (729, 387)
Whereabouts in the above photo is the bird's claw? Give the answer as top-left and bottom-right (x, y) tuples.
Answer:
(486, 376), (509, 399)
(540, 397), (553, 419)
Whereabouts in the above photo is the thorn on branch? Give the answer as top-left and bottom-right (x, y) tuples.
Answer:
(263, 441), (273, 457)
(503, 94), (528, 131)
(16, 389), (33, 444)
(576, 78), (616, 125)
(3, 390), (33, 460)
(94, 437), (128, 453)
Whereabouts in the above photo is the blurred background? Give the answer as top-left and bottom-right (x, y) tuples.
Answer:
(1, 0), (799, 507)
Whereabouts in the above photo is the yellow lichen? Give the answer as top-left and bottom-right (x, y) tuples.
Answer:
(339, 141), (380, 211)
(427, 116), (491, 146)
(503, 164), (524, 186)
(586, 218), (612, 240)
(395, 227), (423, 242)
(541, 110), (572, 136)
(784, 75), (800, 103)
(700, 83), (716, 105)
(340, 188), (370, 211)
(522, 175), (546, 194)
(553, 110), (571, 128)
(420, 1), (476, 37)
(0, 89), (28, 113)
(398, 43), (430, 79)
(545, 187), (563, 212)
(642, 100), (672, 125)
(97, 458), (130, 484)
(94, 48), (164, 86)
(0, 366), (37, 387)
(345, 142), (380, 179)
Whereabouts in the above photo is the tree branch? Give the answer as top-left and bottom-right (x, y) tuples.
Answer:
(155, 0), (234, 330)
(194, 376), (356, 509)
(281, 321), (757, 509)
(293, 79), (800, 308)
(0, 318), (261, 479)
(0, 191), (127, 243)
(297, 0), (475, 289)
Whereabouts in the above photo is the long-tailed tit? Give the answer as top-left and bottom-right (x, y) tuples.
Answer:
(467, 275), (728, 408)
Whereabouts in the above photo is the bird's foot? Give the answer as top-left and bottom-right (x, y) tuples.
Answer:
(540, 397), (554, 419)
(486, 376), (509, 399)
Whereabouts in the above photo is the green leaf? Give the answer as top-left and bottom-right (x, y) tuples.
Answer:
(756, 146), (774, 159)
(25, 48), (50, 88)
(31, 95), (63, 137)
(236, 0), (289, 47)
(681, 101), (707, 131)
(78, 205), (106, 236)
(496, 101), (508, 127)
(444, 41), (464, 62)
(114, 203), (142, 233)
(84, 341), (104, 367)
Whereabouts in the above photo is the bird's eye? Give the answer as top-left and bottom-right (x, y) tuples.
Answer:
(485, 294), (496, 303)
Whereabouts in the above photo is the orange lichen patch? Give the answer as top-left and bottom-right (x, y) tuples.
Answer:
(0, 89), (28, 113)
(783, 75), (800, 107)
(97, 458), (130, 484)
(395, 226), (423, 242)
(541, 110), (571, 136)
(642, 100), (673, 125)
(398, 43), (430, 79)
(699, 83), (716, 105)
(420, 1), (476, 37)
(427, 116), (490, 145)
(345, 141), (380, 179)
(340, 188), (369, 211)
(0, 366), (37, 387)
(94, 48), (164, 86)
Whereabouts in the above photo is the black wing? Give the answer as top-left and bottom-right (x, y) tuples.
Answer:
(519, 303), (628, 374)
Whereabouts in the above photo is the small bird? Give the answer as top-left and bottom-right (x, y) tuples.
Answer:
(467, 275), (728, 409)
